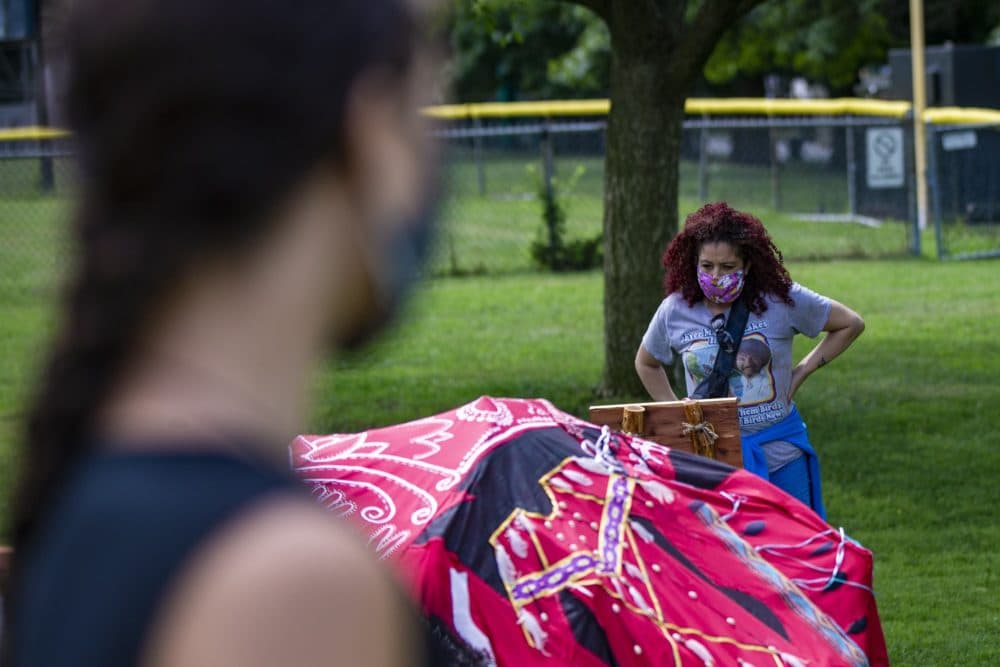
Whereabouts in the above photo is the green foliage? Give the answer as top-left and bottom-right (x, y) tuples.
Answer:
(530, 164), (603, 271)
(883, 0), (1000, 47)
(704, 0), (892, 91)
(446, 0), (1000, 102)
(705, 0), (1000, 93)
(545, 11), (611, 95)
(444, 0), (609, 101)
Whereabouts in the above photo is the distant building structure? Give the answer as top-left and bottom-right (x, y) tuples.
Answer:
(0, 0), (41, 127)
(889, 44), (1000, 223)
(887, 43), (1000, 108)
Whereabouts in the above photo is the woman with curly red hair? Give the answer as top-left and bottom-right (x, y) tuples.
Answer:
(635, 202), (865, 517)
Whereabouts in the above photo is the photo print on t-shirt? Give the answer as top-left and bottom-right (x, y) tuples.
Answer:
(732, 333), (775, 406)
(681, 333), (776, 406)
(682, 339), (715, 387)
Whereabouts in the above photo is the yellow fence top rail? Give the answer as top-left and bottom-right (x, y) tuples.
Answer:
(923, 106), (1000, 125)
(3, 100), (998, 142)
(424, 99), (610, 119)
(684, 97), (912, 118)
(0, 126), (71, 141)
(423, 97), (915, 120)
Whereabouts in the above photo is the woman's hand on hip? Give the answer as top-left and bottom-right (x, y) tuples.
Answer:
(788, 299), (865, 403)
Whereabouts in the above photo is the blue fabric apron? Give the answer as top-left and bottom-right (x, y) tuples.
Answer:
(740, 405), (826, 519)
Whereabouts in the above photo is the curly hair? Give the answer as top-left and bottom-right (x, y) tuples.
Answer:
(662, 202), (793, 315)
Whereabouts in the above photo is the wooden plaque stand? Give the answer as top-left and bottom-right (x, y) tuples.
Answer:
(588, 397), (743, 468)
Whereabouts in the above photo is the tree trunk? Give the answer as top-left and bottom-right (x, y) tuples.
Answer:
(600, 44), (684, 397)
(570, 0), (767, 397)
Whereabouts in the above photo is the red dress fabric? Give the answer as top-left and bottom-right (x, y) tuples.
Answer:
(291, 397), (888, 666)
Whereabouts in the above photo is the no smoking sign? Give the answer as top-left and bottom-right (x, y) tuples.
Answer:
(866, 127), (905, 189)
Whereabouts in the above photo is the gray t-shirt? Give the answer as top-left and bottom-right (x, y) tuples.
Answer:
(641, 283), (831, 468)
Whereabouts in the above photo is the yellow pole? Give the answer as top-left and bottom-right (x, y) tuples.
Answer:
(910, 0), (928, 230)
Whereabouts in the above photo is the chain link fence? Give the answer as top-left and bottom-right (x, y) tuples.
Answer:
(927, 122), (1000, 259)
(0, 138), (74, 302)
(435, 118), (606, 275)
(0, 137), (73, 454)
(0, 108), (995, 453)
(434, 113), (922, 275)
(2, 109), (998, 297)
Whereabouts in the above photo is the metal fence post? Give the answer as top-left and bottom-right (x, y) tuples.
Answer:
(925, 124), (945, 259)
(698, 114), (709, 202)
(769, 121), (782, 211)
(473, 118), (486, 197)
(902, 115), (919, 256)
(845, 118), (857, 217)
(30, 40), (56, 193)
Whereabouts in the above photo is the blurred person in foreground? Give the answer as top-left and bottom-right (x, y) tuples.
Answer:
(635, 202), (865, 518)
(2, 1), (456, 665)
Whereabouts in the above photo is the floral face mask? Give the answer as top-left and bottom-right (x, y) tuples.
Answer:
(697, 269), (745, 304)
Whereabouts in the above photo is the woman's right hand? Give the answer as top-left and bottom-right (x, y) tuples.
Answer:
(634, 345), (680, 402)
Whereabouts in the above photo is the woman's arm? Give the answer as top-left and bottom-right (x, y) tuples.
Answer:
(788, 299), (865, 401)
(635, 344), (680, 402)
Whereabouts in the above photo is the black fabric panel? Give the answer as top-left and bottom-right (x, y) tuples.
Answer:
(424, 614), (492, 666)
(667, 448), (736, 490)
(415, 426), (582, 595)
(629, 516), (788, 640)
(558, 589), (619, 667)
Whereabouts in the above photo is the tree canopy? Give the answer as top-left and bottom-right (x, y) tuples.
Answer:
(704, 0), (891, 92)
(444, 1), (609, 101)
(885, 0), (1000, 46)
(444, 0), (1000, 101)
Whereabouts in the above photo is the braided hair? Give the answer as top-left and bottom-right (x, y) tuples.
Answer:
(9, 0), (417, 565)
(662, 201), (794, 315)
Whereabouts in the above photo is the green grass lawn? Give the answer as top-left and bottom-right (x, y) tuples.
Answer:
(308, 259), (999, 665)
(1, 157), (999, 663)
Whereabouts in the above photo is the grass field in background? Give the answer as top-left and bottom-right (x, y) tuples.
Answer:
(2, 152), (995, 289)
(323, 260), (1000, 665)
(438, 153), (921, 274)
(1, 155), (999, 664)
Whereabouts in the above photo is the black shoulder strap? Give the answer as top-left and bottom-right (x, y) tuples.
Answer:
(690, 297), (750, 399)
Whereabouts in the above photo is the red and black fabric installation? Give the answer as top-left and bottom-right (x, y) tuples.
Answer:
(291, 397), (888, 666)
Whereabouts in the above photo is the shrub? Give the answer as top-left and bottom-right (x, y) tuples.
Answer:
(530, 165), (602, 272)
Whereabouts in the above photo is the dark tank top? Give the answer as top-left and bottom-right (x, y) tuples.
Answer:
(7, 448), (317, 666)
(7, 447), (477, 667)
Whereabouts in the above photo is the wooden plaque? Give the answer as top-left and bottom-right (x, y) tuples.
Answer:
(588, 397), (743, 468)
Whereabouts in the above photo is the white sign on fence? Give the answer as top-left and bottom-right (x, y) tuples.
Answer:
(866, 127), (905, 189)
(705, 133), (733, 158)
(941, 130), (977, 152)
